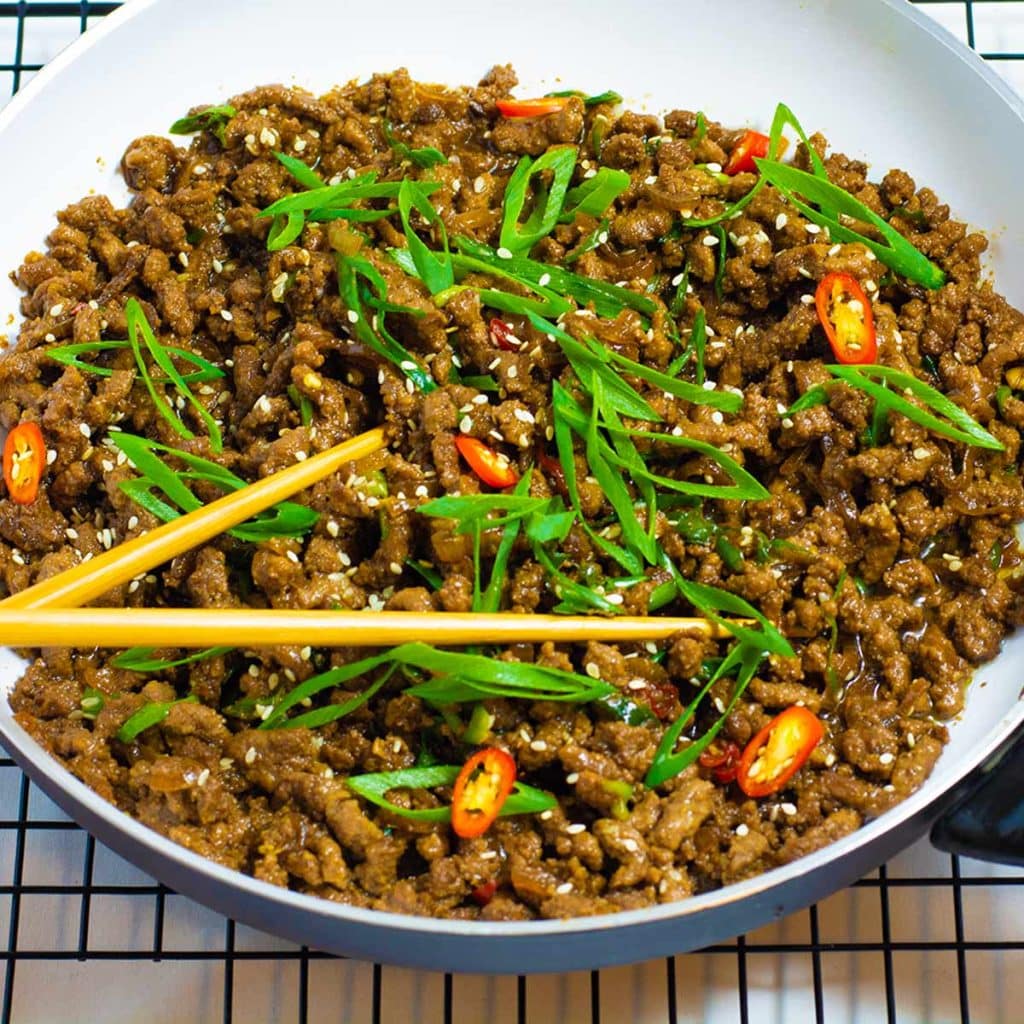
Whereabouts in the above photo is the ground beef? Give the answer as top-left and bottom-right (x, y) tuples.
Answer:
(5, 68), (1024, 922)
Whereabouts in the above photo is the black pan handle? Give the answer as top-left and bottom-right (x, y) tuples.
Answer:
(931, 724), (1024, 866)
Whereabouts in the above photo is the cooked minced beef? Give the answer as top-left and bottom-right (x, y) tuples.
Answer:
(5, 67), (1024, 920)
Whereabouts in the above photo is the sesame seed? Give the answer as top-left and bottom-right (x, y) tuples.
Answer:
(780, 802), (798, 816)
(286, 550), (300, 564)
(459, 415), (473, 433)
(912, 447), (930, 460)
(496, 247), (514, 259)
(585, 662), (601, 679)
(101, 459), (114, 473)
(212, 258), (224, 274)
(49, 303), (64, 317)
(735, 824), (750, 837)
(566, 823), (586, 835)
(825, 753), (837, 767)
(907, 733), (916, 749)
(605, 592), (624, 605)
(46, 448), (57, 465)
(566, 772), (580, 785)
(347, 309), (359, 324)
(782, 417), (795, 429)
(538, 273), (551, 287)
(800, 294), (814, 305)
(622, 838), (639, 853)
(244, 747), (257, 765)
(128, 579), (140, 594)
(775, 213), (788, 230)
(947, 558), (963, 572)
(78, 423), (92, 439)
(879, 752), (895, 765)
(644, 174), (658, 185)
(555, 882), (574, 895)
(597, 231), (609, 244)
(702, 234), (719, 247)
(507, 365), (518, 379)
(473, 175), (486, 193)
(219, 309), (233, 321)
(805, 223), (821, 235)
(530, 740), (548, 752)
(196, 768), (210, 787)
(711, 411), (724, 425)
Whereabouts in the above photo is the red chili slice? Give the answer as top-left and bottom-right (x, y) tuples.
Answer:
(451, 748), (517, 839)
(736, 706), (825, 798)
(699, 739), (742, 785)
(724, 129), (771, 176)
(455, 435), (519, 489)
(470, 879), (499, 906)
(815, 272), (877, 364)
(495, 97), (570, 119)
(3, 422), (45, 505)
(536, 448), (569, 499)
(488, 318), (522, 352)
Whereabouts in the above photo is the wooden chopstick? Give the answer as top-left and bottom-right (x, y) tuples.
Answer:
(1, 427), (386, 611)
(0, 608), (739, 647)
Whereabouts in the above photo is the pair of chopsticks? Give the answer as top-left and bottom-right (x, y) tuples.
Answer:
(0, 426), (734, 648)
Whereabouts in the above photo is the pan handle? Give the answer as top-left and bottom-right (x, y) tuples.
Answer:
(930, 724), (1024, 865)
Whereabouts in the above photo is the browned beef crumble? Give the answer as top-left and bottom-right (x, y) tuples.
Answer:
(5, 66), (1024, 920)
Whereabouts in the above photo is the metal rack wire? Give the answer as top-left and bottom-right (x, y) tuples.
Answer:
(0, 2), (1022, 1022)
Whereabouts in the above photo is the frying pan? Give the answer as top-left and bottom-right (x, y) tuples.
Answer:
(0, 0), (1020, 974)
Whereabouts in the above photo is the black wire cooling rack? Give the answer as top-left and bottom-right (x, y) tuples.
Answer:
(1, 2), (1023, 1022)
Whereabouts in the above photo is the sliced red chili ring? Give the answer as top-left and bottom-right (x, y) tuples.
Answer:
(488, 318), (522, 352)
(3, 422), (45, 506)
(736, 706), (825, 798)
(724, 129), (771, 176)
(470, 879), (499, 906)
(454, 435), (519, 489)
(495, 97), (570, 119)
(451, 748), (517, 839)
(699, 739), (742, 785)
(815, 272), (877, 364)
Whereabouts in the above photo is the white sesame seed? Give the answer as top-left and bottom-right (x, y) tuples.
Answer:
(566, 772), (580, 785)
(10, 551), (24, 566)
(912, 447), (930, 461)
(622, 838), (639, 853)
(555, 882), (574, 895)
(496, 247), (514, 260)
(458, 416), (473, 434)
(78, 423), (91, 439)
(473, 175), (486, 194)
(644, 175), (658, 185)
(605, 592), (624, 606)
(780, 802), (798, 816)
(538, 273), (551, 287)
(566, 823), (586, 835)
(879, 752), (895, 766)
(825, 753), (837, 767)
(244, 747), (257, 765)
(800, 294), (815, 305)
(907, 734), (916, 749)
(507, 365), (518, 379)
(711, 410), (724, 425)
(735, 824), (750, 837)
(286, 550), (300, 564)
(597, 231), (609, 244)
(196, 768), (210, 787)
(702, 234), (719, 247)
(539, 810), (553, 821)
(585, 662), (601, 679)
(805, 223), (822, 235)
(219, 309), (233, 321)
(49, 303), (64, 317)
(347, 309), (359, 324)
(530, 740), (548, 752)
(775, 213), (788, 230)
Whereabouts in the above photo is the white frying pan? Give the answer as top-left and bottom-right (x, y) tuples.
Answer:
(0, 0), (1020, 973)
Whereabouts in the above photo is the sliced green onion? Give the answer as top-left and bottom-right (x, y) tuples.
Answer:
(111, 646), (233, 673)
(47, 340), (224, 384)
(169, 103), (235, 144)
(346, 765), (556, 822)
(499, 145), (578, 256)
(117, 695), (198, 743)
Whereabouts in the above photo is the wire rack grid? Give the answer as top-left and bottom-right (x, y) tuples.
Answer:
(0, 2), (1022, 1022)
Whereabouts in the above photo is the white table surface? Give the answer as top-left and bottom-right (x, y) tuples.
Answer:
(0, 2), (1022, 1021)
